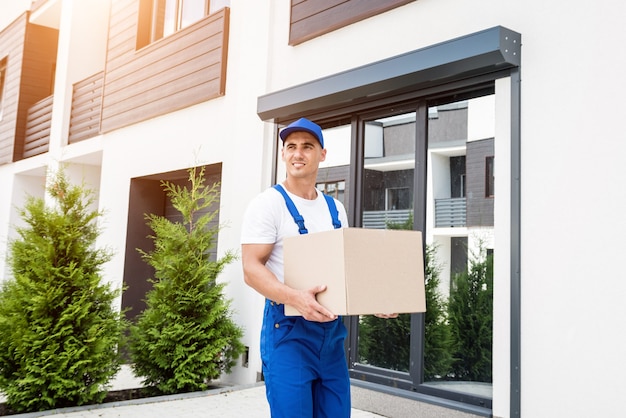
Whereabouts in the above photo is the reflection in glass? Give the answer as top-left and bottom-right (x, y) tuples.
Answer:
(424, 96), (494, 399)
(316, 124), (352, 214)
(352, 96), (495, 399)
(357, 112), (416, 372)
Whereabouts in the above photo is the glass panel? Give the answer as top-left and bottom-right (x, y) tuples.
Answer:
(423, 96), (494, 399)
(210, 0), (230, 13)
(357, 112), (416, 372)
(162, 0), (178, 37)
(180, 0), (206, 29)
(315, 124), (352, 214)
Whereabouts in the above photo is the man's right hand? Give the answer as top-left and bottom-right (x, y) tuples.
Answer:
(293, 285), (337, 322)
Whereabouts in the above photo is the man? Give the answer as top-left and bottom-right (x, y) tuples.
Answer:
(241, 117), (351, 417)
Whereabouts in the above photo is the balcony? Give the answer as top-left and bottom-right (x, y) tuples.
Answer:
(363, 209), (412, 229)
(23, 95), (53, 159)
(434, 197), (466, 228)
(69, 72), (103, 144)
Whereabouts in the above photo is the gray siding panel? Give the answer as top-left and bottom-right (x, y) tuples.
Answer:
(466, 138), (494, 226)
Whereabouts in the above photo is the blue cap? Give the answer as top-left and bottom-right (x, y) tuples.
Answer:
(279, 118), (324, 148)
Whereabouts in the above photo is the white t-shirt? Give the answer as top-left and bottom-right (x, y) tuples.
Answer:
(241, 186), (349, 283)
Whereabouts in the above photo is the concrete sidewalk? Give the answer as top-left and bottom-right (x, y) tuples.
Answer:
(5, 383), (386, 418)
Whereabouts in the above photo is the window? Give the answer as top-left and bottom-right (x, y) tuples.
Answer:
(316, 181), (345, 205)
(486, 156), (495, 197)
(0, 57), (6, 120)
(137, 0), (229, 48)
(450, 156), (466, 198)
(386, 187), (410, 210)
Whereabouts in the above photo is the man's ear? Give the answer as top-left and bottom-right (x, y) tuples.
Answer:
(320, 148), (327, 162)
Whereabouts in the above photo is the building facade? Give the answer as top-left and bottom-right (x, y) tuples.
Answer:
(1, 1), (625, 417)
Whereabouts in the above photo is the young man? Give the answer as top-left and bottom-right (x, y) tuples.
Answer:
(241, 118), (351, 417)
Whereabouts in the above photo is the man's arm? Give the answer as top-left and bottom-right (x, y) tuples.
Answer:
(241, 243), (337, 322)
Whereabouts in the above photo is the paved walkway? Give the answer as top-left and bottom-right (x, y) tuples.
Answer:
(7, 383), (386, 418)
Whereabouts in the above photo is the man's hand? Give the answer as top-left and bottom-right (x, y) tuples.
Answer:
(291, 285), (337, 322)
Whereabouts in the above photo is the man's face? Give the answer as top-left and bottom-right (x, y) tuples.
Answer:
(281, 131), (327, 180)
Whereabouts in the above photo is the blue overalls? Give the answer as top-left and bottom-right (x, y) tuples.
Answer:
(261, 185), (351, 418)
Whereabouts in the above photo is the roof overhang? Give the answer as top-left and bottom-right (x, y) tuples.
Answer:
(257, 26), (521, 122)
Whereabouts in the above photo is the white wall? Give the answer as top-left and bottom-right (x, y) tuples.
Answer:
(0, 0), (31, 29)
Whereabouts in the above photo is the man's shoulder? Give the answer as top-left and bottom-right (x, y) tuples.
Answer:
(248, 186), (284, 209)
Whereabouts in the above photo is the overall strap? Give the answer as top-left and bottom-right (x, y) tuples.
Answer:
(323, 194), (342, 229)
(273, 184), (342, 235)
(273, 184), (307, 234)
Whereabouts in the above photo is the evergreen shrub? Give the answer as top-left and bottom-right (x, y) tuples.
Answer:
(0, 170), (126, 413)
(129, 166), (244, 395)
(448, 247), (493, 382)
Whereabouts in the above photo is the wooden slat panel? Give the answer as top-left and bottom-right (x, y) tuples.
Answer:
(24, 127), (51, 143)
(106, 24), (138, 62)
(71, 88), (103, 108)
(71, 113), (101, 133)
(105, 0), (138, 62)
(0, 13), (27, 164)
(103, 63), (222, 122)
(290, 0), (415, 45)
(106, 11), (225, 73)
(104, 78), (221, 132)
(23, 95), (52, 157)
(101, 6), (229, 133)
(104, 45), (222, 100)
(291, 0), (348, 22)
(69, 72), (103, 144)
(23, 143), (49, 158)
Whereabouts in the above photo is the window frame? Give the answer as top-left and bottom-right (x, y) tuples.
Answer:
(137, 0), (210, 49)
(342, 89), (496, 412)
(0, 57), (7, 120)
(486, 155), (495, 197)
(258, 26), (522, 417)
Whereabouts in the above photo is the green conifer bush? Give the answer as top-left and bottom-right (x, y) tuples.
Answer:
(448, 247), (493, 382)
(129, 166), (244, 395)
(422, 244), (454, 381)
(0, 170), (126, 413)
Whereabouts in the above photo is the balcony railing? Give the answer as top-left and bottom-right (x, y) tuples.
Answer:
(69, 71), (103, 144)
(362, 209), (412, 229)
(23, 95), (53, 159)
(435, 197), (466, 227)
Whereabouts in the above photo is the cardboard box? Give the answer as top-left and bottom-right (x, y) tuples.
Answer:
(284, 228), (425, 316)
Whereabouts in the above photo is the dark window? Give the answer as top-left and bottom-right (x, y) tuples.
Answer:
(450, 156), (466, 198)
(386, 187), (411, 210)
(486, 156), (495, 197)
